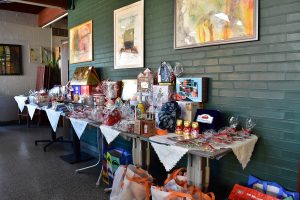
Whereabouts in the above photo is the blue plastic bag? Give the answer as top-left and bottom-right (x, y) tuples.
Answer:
(248, 175), (299, 200)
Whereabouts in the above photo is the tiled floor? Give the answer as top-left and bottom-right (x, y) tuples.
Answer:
(0, 125), (109, 200)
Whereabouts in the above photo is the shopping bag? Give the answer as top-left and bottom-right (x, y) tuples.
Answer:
(103, 148), (132, 186)
(164, 168), (188, 190)
(151, 168), (215, 200)
(248, 175), (299, 200)
(151, 185), (215, 200)
(110, 165), (153, 200)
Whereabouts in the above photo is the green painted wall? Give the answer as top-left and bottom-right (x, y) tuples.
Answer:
(69, 0), (300, 195)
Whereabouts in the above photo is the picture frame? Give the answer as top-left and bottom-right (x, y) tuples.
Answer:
(69, 20), (93, 64)
(29, 46), (42, 64)
(174, 0), (258, 49)
(0, 44), (22, 75)
(114, 1), (144, 69)
(176, 77), (208, 102)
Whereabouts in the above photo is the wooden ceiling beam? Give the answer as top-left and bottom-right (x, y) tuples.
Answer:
(9, 0), (67, 10)
(37, 7), (67, 27)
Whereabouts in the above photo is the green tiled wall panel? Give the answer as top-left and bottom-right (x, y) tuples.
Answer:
(69, 0), (300, 193)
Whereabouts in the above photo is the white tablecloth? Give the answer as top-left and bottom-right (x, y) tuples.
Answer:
(150, 134), (189, 171)
(14, 96), (27, 112)
(70, 118), (89, 139)
(45, 108), (62, 132)
(100, 125), (121, 145)
(27, 104), (38, 120)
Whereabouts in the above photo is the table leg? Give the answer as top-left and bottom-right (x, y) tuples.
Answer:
(76, 128), (101, 173)
(204, 158), (210, 192)
(96, 128), (105, 186)
(60, 127), (93, 164)
(146, 142), (150, 171)
(187, 154), (204, 189)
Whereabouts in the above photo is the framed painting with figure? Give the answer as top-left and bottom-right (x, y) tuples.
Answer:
(114, 1), (144, 69)
(70, 20), (93, 64)
(174, 0), (258, 49)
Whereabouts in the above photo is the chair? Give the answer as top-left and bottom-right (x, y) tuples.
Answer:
(18, 106), (41, 127)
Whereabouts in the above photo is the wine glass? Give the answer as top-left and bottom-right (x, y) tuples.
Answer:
(174, 62), (183, 77)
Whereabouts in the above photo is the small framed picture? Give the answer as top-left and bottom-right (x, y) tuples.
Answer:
(176, 77), (208, 102)
(29, 46), (42, 64)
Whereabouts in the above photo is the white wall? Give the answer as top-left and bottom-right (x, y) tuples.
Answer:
(0, 10), (51, 122)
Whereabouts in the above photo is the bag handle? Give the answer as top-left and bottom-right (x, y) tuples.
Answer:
(164, 168), (187, 187)
(168, 191), (193, 200)
(126, 175), (152, 200)
(189, 186), (215, 200)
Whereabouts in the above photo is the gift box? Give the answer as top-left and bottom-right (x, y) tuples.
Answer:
(176, 77), (208, 102)
(81, 85), (93, 95)
(153, 85), (174, 110)
(194, 109), (224, 133)
(177, 101), (203, 121)
(72, 85), (81, 95)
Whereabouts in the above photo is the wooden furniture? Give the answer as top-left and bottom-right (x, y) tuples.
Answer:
(36, 66), (51, 90)
(18, 107), (42, 127)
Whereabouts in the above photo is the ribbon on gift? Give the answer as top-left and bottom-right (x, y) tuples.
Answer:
(14, 96), (27, 112)
(45, 108), (62, 132)
(150, 142), (189, 171)
(70, 118), (88, 139)
(100, 125), (120, 144)
(27, 104), (38, 120)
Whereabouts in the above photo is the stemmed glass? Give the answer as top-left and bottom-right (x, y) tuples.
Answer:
(174, 62), (183, 77)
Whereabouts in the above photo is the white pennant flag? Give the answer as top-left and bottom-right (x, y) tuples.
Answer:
(14, 96), (27, 112)
(150, 142), (189, 171)
(70, 118), (88, 139)
(45, 109), (62, 132)
(100, 125), (120, 144)
(27, 104), (37, 120)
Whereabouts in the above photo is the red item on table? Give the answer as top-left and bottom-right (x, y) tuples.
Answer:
(81, 85), (93, 95)
(103, 109), (121, 126)
(229, 184), (279, 200)
(191, 122), (199, 136)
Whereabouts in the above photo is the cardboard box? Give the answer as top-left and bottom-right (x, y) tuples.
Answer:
(72, 85), (81, 95)
(177, 101), (203, 121)
(134, 120), (156, 137)
(141, 120), (156, 137)
(153, 85), (174, 110)
(134, 120), (142, 135)
(176, 77), (208, 102)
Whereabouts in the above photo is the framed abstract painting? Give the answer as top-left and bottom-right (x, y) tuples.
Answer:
(174, 0), (258, 49)
(114, 1), (144, 69)
(70, 20), (93, 64)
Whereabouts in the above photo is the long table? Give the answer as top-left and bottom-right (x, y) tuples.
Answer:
(20, 101), (248, 191)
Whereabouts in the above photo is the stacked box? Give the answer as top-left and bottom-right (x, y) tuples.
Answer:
(177, 101), (203, 121)
(72, 85), (81, 95)
(81, 85), (93, 95)
(153, 85), (174, 111)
